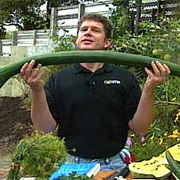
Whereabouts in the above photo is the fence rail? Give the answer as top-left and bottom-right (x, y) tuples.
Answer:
(15, 29), (50, 46)
(0, 29), (50, 56)
(0, 40), (12, 56)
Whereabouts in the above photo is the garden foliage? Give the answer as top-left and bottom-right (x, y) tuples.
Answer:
(8, 132), (67, 180)
(110, 1), (180, 160)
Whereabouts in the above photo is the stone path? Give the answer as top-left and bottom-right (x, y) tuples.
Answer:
(0, 144), (13, 180)
(0, 154), (11, 180)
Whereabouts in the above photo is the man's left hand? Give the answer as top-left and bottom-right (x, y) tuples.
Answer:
(144, 61), (171, 91)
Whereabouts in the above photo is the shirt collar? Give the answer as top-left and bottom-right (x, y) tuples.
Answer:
(73, 63), (113, 74)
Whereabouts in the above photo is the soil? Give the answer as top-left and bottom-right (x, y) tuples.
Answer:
(0, 97), (33, 179)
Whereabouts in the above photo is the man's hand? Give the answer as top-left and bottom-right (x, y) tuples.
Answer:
(20, 60), (46, 92)
(144, 61), (170, 91)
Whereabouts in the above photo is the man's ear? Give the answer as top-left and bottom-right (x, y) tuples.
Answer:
(104, 39), (112, 49)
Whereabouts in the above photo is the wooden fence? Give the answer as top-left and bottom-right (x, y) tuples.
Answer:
(50, 0), (112, 37)
(50, 0), (180, 36)
(0, 29), (50, 56)
(137, 0), (180, 21)
(0, 39), (12, 57)
(15, 29), (50, 46)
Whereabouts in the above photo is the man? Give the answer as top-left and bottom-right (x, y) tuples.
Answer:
(20, 13), (170, 171)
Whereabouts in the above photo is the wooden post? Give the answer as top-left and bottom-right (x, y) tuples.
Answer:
(157, 0), (162, 15)
(157, 0), (163, 25)
(33, 30), (37, 46)
(50, 7), (58, 36)
(0, 40), (2, 56)
(12, 31), (17, 46)
(134, 0), (142, 35)
(151, 9), (156, 22)
(78, 3), (85, 20)
(130, 13), (135, 35)
(123, 0), (129, 7)
(122, 0), (131, 33)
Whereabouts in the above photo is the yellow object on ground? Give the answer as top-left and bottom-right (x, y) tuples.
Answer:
(129, 143), (180, 179)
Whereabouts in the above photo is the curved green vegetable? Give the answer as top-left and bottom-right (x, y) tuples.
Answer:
(165, 151), (180, 179)
(0, 50), (180, 88)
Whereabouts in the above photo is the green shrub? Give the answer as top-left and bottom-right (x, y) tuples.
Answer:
(8, 132), (67, 180)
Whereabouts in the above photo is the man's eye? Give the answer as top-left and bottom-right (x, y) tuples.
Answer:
(93, 29), (100, 33)
(80, 28), (87, 32)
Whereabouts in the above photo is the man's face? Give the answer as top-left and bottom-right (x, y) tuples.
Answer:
(76, 20), (111, 50)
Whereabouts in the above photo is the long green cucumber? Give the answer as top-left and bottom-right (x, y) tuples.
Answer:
(0, 50), (180, 88)
(165, 151), (180, 179)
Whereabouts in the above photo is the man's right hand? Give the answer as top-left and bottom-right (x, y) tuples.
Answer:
(20, 60), (57, 133)
(20, 60), (46, 92)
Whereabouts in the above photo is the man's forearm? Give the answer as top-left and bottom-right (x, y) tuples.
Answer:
(130, 61), (170, 136)
(129, 87), (155, 137)
(31, 89), (57, 133)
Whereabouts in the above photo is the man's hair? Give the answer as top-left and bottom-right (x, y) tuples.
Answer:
(77, 13), (112, 39)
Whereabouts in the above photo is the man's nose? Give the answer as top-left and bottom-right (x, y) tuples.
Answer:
(84, 28), (92, 36)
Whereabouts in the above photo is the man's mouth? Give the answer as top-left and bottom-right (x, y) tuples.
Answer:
(81, 39), (94, 44)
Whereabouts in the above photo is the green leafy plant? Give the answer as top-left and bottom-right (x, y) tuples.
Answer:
(119, 16), (180, 161)
(111, 0), (133, 38)
(51, 35), (76, 52)
(8, 132), (68, 180)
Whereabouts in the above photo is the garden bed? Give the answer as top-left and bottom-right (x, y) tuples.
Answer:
(0, 97), (33, 179)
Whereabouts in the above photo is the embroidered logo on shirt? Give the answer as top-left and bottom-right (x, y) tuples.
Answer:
(104, 80), (121, 85)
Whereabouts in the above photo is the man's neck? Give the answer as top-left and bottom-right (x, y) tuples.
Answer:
(80, 63), (104, 73)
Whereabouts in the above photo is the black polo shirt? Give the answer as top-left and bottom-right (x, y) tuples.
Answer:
(45, 63), (141, 159)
